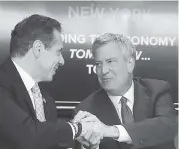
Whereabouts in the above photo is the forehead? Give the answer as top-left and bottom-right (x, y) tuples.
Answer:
(94, 42), (122, 60)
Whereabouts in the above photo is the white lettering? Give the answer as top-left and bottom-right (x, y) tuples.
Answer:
(136, 51), (143, 60)
(150, 37), (158, 46)
(169, 37), (176, 46)
(70, 49), (77, 58)
(68, 4), (105, 18)
(81, 6), (91, 18)
(85, 50), (93, 59)
(140, 36), (149, 45)
(131, 36), (140, 45)
(89, 34), (99, 43)
(93, 65), (96, 74)
(86, 64), (94, 74)
(68, 6), (80, 18)
(76, 49), (86, 59)
(91, 6), (105, 18)
(61, 34), (85, 44)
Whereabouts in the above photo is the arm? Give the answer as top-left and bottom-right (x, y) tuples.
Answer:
(123, 84), (177, 148)
(0, 86), (74, 149)
(73, 111), (120, 149)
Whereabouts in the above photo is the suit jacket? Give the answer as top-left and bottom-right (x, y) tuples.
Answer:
(75, 78), (177, 149)
(0, 58), (73, 149)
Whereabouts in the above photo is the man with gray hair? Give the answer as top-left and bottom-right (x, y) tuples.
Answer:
(75, 33), (177, 149)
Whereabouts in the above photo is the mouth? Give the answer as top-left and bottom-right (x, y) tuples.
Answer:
(53, 63), (59, 72)
(102, 77), (111, 81)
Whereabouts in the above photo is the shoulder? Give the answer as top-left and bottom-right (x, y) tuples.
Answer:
(0, 58), (15, 86)
(136, 77), (170, 89)
(0, 65), (12, 89)
(134, 77), (171, 95)
(75, 89), (104, 112)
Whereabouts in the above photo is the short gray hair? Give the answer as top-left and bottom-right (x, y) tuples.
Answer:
(92, 33), (136, 61)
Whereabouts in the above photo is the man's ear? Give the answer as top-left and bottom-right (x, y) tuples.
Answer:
(127, 57), (135, 73)
(32, 40), (44, 58)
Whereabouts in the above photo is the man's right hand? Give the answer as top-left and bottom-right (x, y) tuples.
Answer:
(72, 111), (104, 147)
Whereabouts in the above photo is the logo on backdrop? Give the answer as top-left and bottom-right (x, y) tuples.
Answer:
(61, 34), (176, 74)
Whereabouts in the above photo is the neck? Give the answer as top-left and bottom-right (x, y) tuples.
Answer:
(107, 76), (133, 96)
(11, 56), (41, 83)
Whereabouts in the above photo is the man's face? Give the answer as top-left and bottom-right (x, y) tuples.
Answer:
(94, 42), (132, 95)
(38, 30), (64, 82)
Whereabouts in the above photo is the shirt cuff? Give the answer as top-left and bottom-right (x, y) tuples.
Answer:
(82, 145), (99, 149)
(68, 122), (75, 139)
(114, 125), (132, 144)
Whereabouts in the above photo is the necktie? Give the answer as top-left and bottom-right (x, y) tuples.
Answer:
(120, 96), (134, 124)
(31, 83), (46, 122)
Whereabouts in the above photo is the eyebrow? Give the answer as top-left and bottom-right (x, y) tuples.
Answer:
(96, 58), (117, 62)
(106, 58), (117, 61)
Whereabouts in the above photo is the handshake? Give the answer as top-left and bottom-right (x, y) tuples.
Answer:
(70, 111), (119, 149)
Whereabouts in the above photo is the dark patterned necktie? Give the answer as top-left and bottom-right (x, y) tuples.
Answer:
(120, 96), (134, 124)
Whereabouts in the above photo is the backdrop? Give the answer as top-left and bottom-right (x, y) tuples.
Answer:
(0, 1), (178, 112)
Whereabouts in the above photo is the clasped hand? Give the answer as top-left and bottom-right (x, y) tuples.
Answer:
(72, 111), (106, 148)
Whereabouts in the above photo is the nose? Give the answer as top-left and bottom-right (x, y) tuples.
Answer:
(59, 53), (65, 66)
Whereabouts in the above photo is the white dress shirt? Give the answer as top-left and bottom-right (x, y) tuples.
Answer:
(12, 60), (36, 108)
(108, 81), (134, 143)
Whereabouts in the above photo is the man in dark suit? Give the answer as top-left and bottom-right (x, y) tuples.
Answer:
(75, 33), (177, 149)
(0, 14), (102, 149)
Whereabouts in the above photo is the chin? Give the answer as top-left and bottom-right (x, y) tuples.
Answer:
(44, 76), (53, 82)
(48, 77), (53, 82)
(101, 84), (112, 91)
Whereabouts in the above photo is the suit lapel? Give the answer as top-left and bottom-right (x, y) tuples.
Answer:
(39, 85), (58, 122)
(12, 80), (36, 118)
(97, 79), (153, 124)
(4, 58), (36, 118)
(133, 79), (153, 122)
(94, 89), (122, 125)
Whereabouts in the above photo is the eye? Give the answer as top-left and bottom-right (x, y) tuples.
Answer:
(107, 59), (116, 64)
(108, 60), (112, 63)
(107, 59), (113, 64)
(95, 62), (101, 67)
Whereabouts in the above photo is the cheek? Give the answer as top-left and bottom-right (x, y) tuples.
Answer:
(41, 59), (54, 71)
(96, 67), (101, 75)
(113, 64), (128, 78)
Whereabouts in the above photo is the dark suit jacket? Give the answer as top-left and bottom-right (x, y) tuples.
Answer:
(75, 78), (177, 149)
(0, 58), (73, 149)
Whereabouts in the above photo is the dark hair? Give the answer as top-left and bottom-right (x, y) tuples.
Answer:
(92, 33), (136, 61)
(10, 14), (62, 57)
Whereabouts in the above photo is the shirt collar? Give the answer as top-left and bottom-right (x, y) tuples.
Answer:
(12, 59), (35, 91)
(123, 81), (134, 105)
(108, 81), (134, 105)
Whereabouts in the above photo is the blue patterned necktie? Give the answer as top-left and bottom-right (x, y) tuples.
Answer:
(31, 83), (46, 122)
